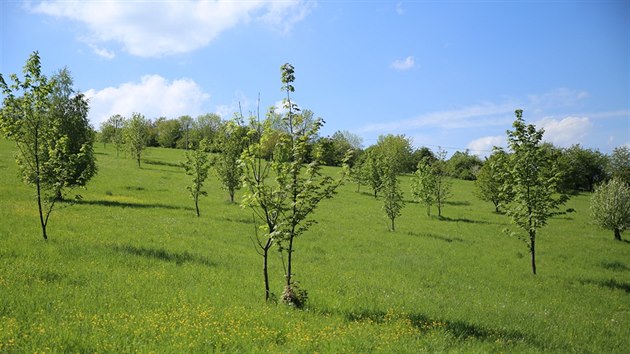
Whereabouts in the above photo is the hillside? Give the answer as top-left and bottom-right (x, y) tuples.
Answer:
(0, 138), (628, 352)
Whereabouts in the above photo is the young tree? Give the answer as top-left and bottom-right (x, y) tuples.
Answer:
(474, 148), (512, 213)
(124, 112), (149, 168)
(503, 109), (569, 275)
(214, 116), (246, 202)
(183, 138), (211, 217)
(411, 157), (437, 216)
(590, 178), (630, 241)
(0, 52), (97, 240)
(382, 159), (404, 231)
(100, 114), (124, 156)
(433, 148), (452, 217)
(365, 148), (385, 198)
(241, 64), (346, 307)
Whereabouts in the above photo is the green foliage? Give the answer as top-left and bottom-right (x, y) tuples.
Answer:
(0, 52), (96, 240)
(183, 139), (211, 217)
(154, 117), (182, 148)
(100, 114), (125, 156)
(213, 117), (246, 202)
(503, 109), (569, 275)
(474, 149), (512, 213)
(411, 149), (451, 217)
(608, 146), (630, 185)
(559, 144), (608, 192)
(382, 160), (404, 231)
(590, 177), (630, 241)
(375, 134), (414, 173)
(447, 150), (482, 180)
(364, 147), (385, 198)
(124, 113), (149, 168)
(241, 64), (346, 307)
(411, 157), (437, 216)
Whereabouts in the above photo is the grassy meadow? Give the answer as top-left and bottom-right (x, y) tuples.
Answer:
(0, 138), (629, 353)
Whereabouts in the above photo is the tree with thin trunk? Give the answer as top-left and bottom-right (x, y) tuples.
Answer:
(100, 114), (124, 156)
(124, 112), (149, 168)
(0, 52), (97, 240)
(365, 148), (385, 198)
(183, 138), (211, 217)
(411, 157), (436, 216)
(382, 158), (404, 231)
(214, 116), (246, 202)
(433, 148), (452, 217)
(474, 148), (512, 213)
(590, 178), (630, 241)
(241, 64), (346, 308)
(503, 109), (569, 275)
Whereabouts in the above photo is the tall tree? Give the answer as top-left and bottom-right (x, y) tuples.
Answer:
(474, 148), (512, 213)
(590, 178), (630, 241)
(433, 148), (452, 217)
(503, 109), (569, 275)
(365, 148), (385, 198)
(178, 115), (193, 150)
(0, 52), (97, 240)
(124, 113), (149, 168)
(375, 134), (414, 173)
(183, 138), (211, 217)
(241, 64), (346, 307)
(560, 144), (608, 192)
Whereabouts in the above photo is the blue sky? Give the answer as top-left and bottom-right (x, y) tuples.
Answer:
(1, 0), (628, 156)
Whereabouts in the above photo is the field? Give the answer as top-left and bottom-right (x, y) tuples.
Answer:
(0, 138), (628, 353)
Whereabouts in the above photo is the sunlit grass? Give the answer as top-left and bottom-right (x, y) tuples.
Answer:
(0, 138), (628, 352)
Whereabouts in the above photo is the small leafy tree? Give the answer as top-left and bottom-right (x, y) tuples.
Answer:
(411, 157), (437, 216)
(183, 138), (211, 217)
(124, 112), (149, 168)
(475, 148), (512, 213)
(365, 148), (385, 198)
(100, 114), (125, 156)
(503, 109), (569, 275)
(433, 148), (452, 217)
(382, 159), (404, 231)
(0, 52), (97, 240)
(214, 116), (246, 202)
(590, 178), (630, 241)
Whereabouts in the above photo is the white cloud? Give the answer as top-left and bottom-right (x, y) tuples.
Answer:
(30, 0), (314, 57)
(535, 116), (592, 147)
(390, 56), (415, 71)
(466, 136), (506, 157)
(396, 2), (405, 15)
(85, 75), (210, 127)
(526, 88), (589, 113)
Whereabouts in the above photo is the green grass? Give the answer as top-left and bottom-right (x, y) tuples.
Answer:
(1, 138), (629, 352)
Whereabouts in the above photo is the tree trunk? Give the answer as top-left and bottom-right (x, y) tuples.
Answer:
(194, 197), (200, 217)
(530, 231), (536, 275)
(391, 217), (395, 232)
(34, 130), (47, 241)
(263, 242), (270, 302)
(614, 228), (622, 241)
(229, 190), (235, 203)
(286, 234), (295, 288)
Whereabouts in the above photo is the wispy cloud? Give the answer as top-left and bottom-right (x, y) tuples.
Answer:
(466, 136), (506, 157)
(30, 0), (315, 58)
(361, 102), (514, 133)
(87, 43), (115, 60)
(390, 56), (415, 71)
(84, 75), (210, 126)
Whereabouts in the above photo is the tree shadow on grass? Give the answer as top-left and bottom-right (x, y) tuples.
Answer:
(113, 244), (215, 267)
(444, 200), (471, 206)
(580, 279), (630, 294)
(342, 309), (550, 350)
(143, 159), (183, 168)
(72, 199), (192, 211)
(437, 216), (489, 224)
(600, 261), (629, 272)
(406, 231), (464, 243)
